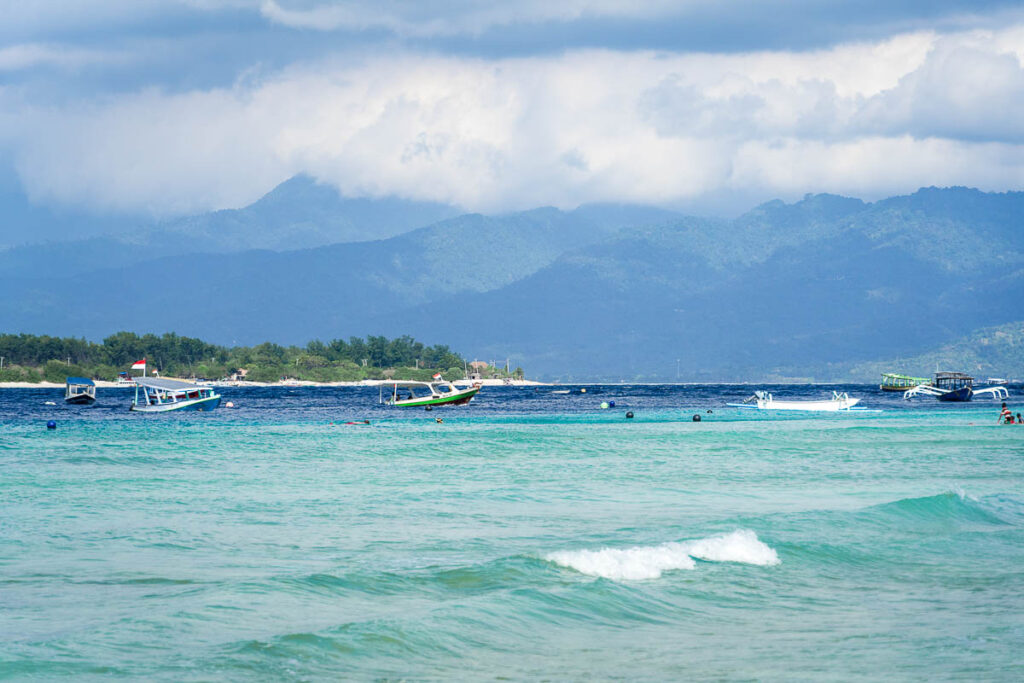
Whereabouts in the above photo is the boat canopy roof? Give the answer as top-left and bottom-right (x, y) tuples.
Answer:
(387, 380), (447, 388)
(134, 377), (198, 390)
(935, 372), (973, 380)
(881, 373), (927, 381)
(65, 376), (95, 386)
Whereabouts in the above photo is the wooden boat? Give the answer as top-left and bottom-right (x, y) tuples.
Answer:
(382, 379), (480, 408)
(903, 372), (1008, 402)
(880, 373), (929, 392)
(130, 377), (222, 412)
(64, 377), (96, 405)
(727, 390), (862, 411)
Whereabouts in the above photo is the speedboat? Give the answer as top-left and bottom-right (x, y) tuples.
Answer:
(64, 377), (96, 405)
(902, 372), (1008, 402)
(728, 390), (862, 411)
(130, 377), (222, 412)
(382, 379), (480, 408)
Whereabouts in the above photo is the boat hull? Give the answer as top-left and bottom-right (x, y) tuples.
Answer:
(130, 394), (222, 412)
(937, 387), (973, 402)
(390, 386), (479, 408)
(64, 394), (96, 405)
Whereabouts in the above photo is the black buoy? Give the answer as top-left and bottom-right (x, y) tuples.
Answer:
(692, 414), (701, 422)
(609, 400), (616, 408)
(425, 405), (433, 411)
(706, 409), (713, 413)
(46, 420), (57, 430)
(625, 411), (634, 419)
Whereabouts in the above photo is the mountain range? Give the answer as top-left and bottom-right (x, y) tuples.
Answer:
(1, 178), (1021, 381)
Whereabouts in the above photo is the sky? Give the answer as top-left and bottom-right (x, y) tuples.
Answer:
(1, 0), (1023, 234)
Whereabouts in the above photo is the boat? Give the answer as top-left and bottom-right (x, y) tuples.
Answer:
(903, 372), (1008, 402)
(381, 379), (480, 408)
(727, 390), (862, 411)
(64, 377), (96, 405)
(880, 373), (929, 392)
(130, 377), (222, 412)
(115, 371), (135, 386)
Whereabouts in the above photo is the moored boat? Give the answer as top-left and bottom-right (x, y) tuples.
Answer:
(64, 377), (96, 405)
(880, 373), (929, 392)
(382, 379), (480, 408)
(727, 390), (862, 411)
(902, 372), (1008, 401)
(130, 377), (222, 412)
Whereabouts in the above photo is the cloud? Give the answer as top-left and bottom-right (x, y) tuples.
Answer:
(0, 43), (120, 72)
(258, 0), (684, 36)
(3, 26), (1023, 217)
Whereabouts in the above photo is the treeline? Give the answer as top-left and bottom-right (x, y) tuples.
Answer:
(0, 332), (501, 383)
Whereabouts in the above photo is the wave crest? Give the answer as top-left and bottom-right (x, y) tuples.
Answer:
(546, 529), (779, 581)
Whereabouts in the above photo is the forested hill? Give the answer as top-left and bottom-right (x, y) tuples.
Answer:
(0, 332), (508, 384)
(0, 185), (1020, 380)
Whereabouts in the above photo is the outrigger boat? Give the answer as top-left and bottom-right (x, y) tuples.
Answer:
(381, 379), (480, 408)
(64, 377), (96, 405)
(903, 372), (1008, 402)
(728, 390), (863, 411)
(130, 377), (222, 412)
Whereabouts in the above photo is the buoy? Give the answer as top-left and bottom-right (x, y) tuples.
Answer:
(600, 401), (609, 409)
(425, 405), (433, 411)
(706, 409), (712, 413)
(626, 411), (634, 419)
(580, 388), (587, 393)
(609, 400), (616, 408)
(692, 414), (701, 422)
(225, 401), (235, 408)
(46, 420), (57, 430)
(44, 401), (56, 406)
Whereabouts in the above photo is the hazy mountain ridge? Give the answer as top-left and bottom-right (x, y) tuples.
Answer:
(0, 185), (1020, 380)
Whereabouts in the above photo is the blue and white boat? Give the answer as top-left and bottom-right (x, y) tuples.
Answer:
(130, 377), (221, 412)
(903, 372), (1008, 402)
(64, 377), (96, 405)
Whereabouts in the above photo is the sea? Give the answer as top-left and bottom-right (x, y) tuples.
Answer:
(2, 384), (1023, 680)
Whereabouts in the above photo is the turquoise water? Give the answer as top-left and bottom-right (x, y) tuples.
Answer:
(2, 385), (1023, 679)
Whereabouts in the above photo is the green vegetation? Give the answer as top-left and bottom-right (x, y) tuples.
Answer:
(0, 332), (516, 383)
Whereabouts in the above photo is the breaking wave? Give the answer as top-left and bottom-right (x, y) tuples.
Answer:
(545, 529), (780, 580)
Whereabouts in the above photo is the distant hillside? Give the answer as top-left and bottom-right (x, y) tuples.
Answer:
(0, 186), (1020, 380)
(147, 175), (462, 252)
(844, 322), (1024, 383)
(0, 175), (462, 278)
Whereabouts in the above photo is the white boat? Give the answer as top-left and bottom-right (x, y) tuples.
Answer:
(130, 377), (222, 412)
(64, 377), (96, 405)
(728, 390), (862, 411)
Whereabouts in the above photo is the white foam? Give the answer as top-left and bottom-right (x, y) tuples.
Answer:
(678, 529), (781, 566)
(546, 529), (780, 581)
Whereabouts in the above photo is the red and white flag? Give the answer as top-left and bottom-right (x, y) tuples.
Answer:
(131, 358), (147, 370)
(432, 372), (442, 380)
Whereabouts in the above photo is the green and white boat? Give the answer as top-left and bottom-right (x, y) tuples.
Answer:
(383, 379), (480, 408)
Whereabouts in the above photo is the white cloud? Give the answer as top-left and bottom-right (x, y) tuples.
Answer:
(258, 0), (686, 36)
(0, 43), (119, 72)
(3, 26), (1023, 216)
